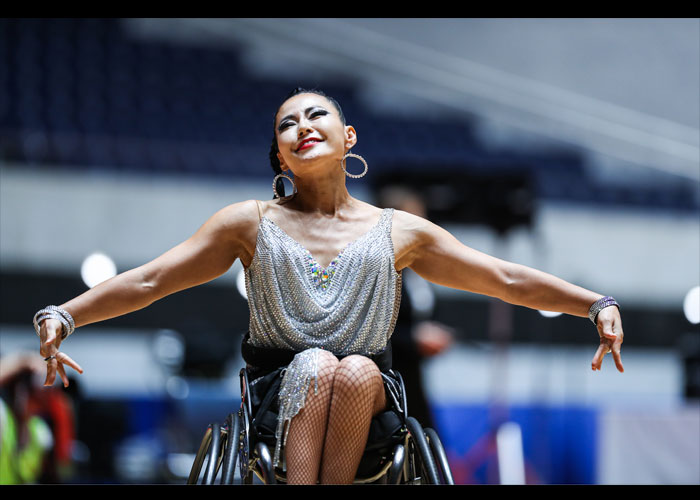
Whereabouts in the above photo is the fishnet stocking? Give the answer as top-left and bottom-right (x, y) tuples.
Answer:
(283, 353), (387, 485)
(284, 350), (338, 484)
(320, 355), (387, 485)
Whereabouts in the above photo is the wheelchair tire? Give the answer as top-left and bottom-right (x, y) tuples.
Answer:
(187, 425), (212, 484)
(203, 422), (223, 484)
(405, 417), (441, 484)
(220, 412), (241, 485)
(424, 427), (454, 485)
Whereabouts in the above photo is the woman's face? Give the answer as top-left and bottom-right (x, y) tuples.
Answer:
(274, 93), (356, 175)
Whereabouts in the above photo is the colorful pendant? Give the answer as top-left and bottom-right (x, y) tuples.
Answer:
(307, 252), (341, 291)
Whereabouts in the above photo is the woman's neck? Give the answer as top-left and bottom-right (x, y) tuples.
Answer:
(285, 164), (354, 217)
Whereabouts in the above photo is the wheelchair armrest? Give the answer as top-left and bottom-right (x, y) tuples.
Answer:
(394, 370), (408, 418)
(380, 369), (409, 420)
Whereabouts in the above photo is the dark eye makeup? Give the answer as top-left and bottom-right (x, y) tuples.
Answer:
(278, 107), (329, 132)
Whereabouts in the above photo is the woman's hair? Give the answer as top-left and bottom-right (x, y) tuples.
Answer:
(269, 87), (346, 198)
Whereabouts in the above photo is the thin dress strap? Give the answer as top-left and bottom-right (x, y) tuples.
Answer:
(254, 199), (263, 222)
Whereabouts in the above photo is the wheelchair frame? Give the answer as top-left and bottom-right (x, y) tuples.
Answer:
(187, 367), (454, 485)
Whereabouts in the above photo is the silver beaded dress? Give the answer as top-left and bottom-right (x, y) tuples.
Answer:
(243, 201), (403, 468)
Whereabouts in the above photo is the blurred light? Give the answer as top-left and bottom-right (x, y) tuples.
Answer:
(683, 286), (700, 324)
(538, 310), (562, 318)
(496, 422), (525, 485)
(152, 329), (185, 371)
(237, 268), (247, 300)
(114, 435), (161, 483)
(166, 375), (189, 399)
(80, 252), (117, 288)
(71, 440), (91, 464)
(166, 453), (198, 480)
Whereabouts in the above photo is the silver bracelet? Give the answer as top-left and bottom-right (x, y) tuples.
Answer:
(46, 305), (75, 334)
(588, 296), (619, 325)
(33, 305), (75, 339)
(34, 311), (70, 339)
(35, 312), (67, 335)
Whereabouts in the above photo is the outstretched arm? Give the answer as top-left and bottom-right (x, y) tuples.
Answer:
(38, 199), (259, 386)
(394, 210), (624, 372)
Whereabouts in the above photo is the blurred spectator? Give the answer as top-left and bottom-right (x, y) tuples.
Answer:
(0, 351), (78, 484)
(378, 186), (455, 429)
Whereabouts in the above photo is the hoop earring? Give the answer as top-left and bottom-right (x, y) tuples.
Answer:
(272, 173), (297, 198)
(342, 152), (368, 179)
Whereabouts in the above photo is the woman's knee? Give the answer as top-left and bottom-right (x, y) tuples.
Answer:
(333, 355), (383, 393)
(315, 349), (340, 384)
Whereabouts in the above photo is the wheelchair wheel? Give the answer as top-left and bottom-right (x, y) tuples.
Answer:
(220, 412), (241, 485)
(187, 425), (212, 484)
(404, 417), (441, 484)
(204, 422), (223, 484)
(424, 427), (454, 485)
(187, 422), (225, 484)
(188, 417), (246, 485)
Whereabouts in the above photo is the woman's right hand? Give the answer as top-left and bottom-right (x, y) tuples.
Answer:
(39, 318), (83, 387)
(591, 305), (624, 373)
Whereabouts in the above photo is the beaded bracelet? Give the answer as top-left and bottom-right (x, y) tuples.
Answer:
(33, 305), (75, 340)
(588, 296), (619, 325)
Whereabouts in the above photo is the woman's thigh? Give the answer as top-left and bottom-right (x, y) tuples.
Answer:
(332, 355), (387, 415)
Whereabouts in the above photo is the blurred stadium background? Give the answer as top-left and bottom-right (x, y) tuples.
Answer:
(0, 18), (698, 485)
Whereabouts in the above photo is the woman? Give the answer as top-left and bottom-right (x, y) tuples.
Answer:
(35, 87), (624, 484)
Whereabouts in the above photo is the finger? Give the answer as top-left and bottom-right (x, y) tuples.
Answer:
(56, 352), (83, 375)
(616, 325), (624, 345)
(44, 358), (58, 386)
(57, 363), (70, 388)
(591, 345), (606, 371)
(611, 348), (624, 373)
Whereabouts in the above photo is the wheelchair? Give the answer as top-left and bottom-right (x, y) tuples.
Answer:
(187, 365), (454, 485)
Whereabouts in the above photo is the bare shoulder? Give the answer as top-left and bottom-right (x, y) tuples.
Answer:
(205, 200), (263, 264)
(390, 208), (437, 271)
(210, 199), (261, 232)
(253, 197), (292, 218)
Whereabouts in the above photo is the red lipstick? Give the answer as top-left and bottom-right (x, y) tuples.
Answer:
(297, 138), (322, 151)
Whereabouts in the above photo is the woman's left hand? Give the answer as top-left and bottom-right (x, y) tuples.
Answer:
(591, 306), (624, 373)
(39, 318), (83, 387)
